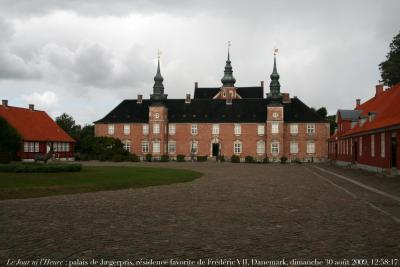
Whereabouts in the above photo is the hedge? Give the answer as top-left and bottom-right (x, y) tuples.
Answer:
(176, 154), (185, 162)
(0, 163), (82, 173)
(231, 155), (240, 163)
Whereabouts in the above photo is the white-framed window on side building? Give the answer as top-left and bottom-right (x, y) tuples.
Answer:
(123, 124), (130, 135)
(168, 140), (176, 154)
(307, 142), (315, 154)
(307, 124), (315, 134)
(108, 124), (114, 135)
(191, 124), (198, 135)
(271, 142), (279, 155)
(234, 124), (241, 135)
(290, 124), (298, 135)
(371, 134), (375, 157)
(142, 124), (149, 135)
(290, 142), (298, 154)
(153, 123), (160, 134)
(271, 122), (279, 134)
(190, 140), (198, 154)
(141, 141), (149, 153)
(233, 141), (242, 154)
(381, 133), (385, 158)
(256, 140), (265, 154)
(152, 141), (160, 154)
(123, 140), (131, 152)
(212, 124), (220, 135)
(168, 124), (176, 135)
(257, 125), (265, 135)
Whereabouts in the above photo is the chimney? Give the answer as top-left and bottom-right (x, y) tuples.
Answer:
(260, 81), (264, 88)
(194, 82), (198, 89)
(29, 104), (34, 111)
(137, 94), (142, 104)
(185, 94), (191, 104)
(1, 99), (8, 107)
(375, 84), (384, 96)
(356, 99), (361, 107)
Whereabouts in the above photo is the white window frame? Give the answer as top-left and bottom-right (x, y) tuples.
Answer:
(212, 124), (220, 135)
(152, 141), (160, 154)
(190, 140), (198, 154)
(271, 122), (279, 134)
(271, 142), (279, 155)
(307, 124), (315, 134)
(108, 124), (114, 135)
(257, 125), (265, 135)
(123, 124), (130, 135)
(191, 124), (198, 135)
(168, 140), (176, 154)
(234, 124), (241, 135)
(307, 142), (315, 154)
(381, 133), (385, 158)
(153, 123), (160, 134)
(141, 141), (149, 153)
(256, 140), (265, 154)
(24, 142), (29, 152)
(290, 141), (298, 154)
(233, 141), (242, 154)
(35, 142), (39, 152)
(290, 124), (298, 135)
(168, 124), (176, 135)
(142, 124), (149, 135)
(371, 134), (375, 157)
(123, 140), (131, 152)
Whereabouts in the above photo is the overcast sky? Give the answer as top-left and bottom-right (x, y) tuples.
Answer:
(0, 0), (399, 125)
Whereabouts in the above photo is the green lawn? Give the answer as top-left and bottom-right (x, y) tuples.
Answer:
(0, 166), (202, 200)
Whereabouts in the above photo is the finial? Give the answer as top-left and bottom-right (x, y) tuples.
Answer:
(273, 47), (278, 56)
(227, 41), (231, 60)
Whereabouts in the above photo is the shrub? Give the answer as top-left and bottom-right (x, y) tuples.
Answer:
(197, 156), (207, 162)
(218, 155), (225, 162)
(263, 157), (270, 164)
(145, 154), (152, 162)
(160, 155), (170, 162)
(128, 153), (140, 162)
(0, 163), (82, 173)
(112, 154), (125, 162)
(245, 156), (254, 163)
(0, 117), (22, 163)
(176, 154), (185, 162)
(280, 156), (288, 164)
(231, 155), (240, 163)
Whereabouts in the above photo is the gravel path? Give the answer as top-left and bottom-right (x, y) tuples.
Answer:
(1, 162), (399, 264)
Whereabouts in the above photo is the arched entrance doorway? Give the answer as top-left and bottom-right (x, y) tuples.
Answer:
(210, 137), (221, 157)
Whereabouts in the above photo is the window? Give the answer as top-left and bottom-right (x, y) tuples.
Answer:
(24, 142), (40, 152)
(212, 124), (220, 135)
(290, 124), (298, 134)
(123, 124), (130, 135)
(257, 140), (265, 154)
(153, 123), (160, 134)
(168, 141), (176, 154)
(152, 141), (160, 153)
(154, 112), (160, 119)
(290, 142), (298, 154)
(271, 122), (279, 134)
(307, 124), (315, 134)
(234, 124), (241, 135)
(271, 142), (279, 154)
(234, 141), (242, 154)
(191, 124), (198, 135)
(142, 124), (149, 135)
(307, 142), (315, 154)
(108, 124), (114, 135)
(168, 124), (176, 135)
(359, 136), (362, 156)
(141, 142), (149, 153)
(35, 142), (39, 152)
(190, 141), (198, 154)
(381, 133), (385, 158)
(123, 140), (131, 152)
(63, 143), (69, 152)
(371, 135), (375, 157)
(257, 125), (265, 135)
(272, 112), (279, 118)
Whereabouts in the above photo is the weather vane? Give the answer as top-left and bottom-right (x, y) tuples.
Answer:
(273, 47), (279, 56)
(228, 41), (231, 48)
(157, 49), (162, 60)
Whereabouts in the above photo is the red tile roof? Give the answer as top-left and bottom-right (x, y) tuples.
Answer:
(342, 83), (400, 137)
(0, 105), (75, 142)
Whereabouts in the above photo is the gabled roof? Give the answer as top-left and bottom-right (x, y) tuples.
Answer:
(194, 86), (264, 99)
(94, 97), (325, 124)
(0, 105), (75, 142)
(341, 83), (400, 137)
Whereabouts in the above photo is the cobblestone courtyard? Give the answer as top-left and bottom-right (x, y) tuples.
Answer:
(1, 162), (400, 263)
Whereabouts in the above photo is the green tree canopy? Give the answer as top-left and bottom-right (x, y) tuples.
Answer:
(316, 107), (328, 118)
(55, 113), (81, 140)
(0, 117), (22, 163)
(379, 31), (400, 86)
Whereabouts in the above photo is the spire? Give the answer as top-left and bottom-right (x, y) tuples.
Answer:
(268, 48), (282, 102)
(221, 41), (236, 87)
(150, 51), (167, 102)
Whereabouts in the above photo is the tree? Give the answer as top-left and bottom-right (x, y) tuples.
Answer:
(379, 31), (400, 86)
(0, 117), (22, 163)
(316, 107), (328, 118)
(55, 113), (81, 140)
(326, 115), (337, 135)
